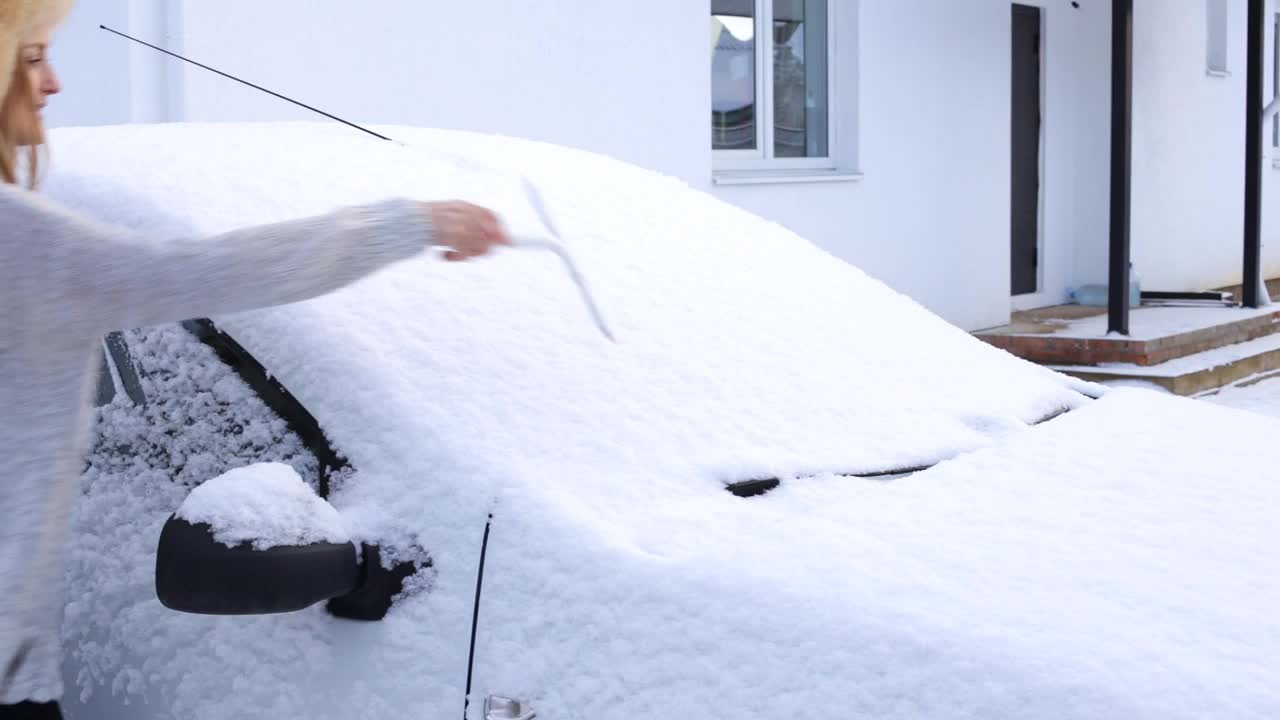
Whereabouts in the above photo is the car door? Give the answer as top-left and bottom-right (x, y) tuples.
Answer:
(66, 320), (449, 720)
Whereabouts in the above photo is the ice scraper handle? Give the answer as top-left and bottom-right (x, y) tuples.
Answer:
(421, 181), (617, 343)
(513, 237), (616, 343)
(518, 177), (617, 343)
(423, 234), (616, 343)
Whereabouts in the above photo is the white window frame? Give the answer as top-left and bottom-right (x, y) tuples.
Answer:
(1207, 0), (1230, 76)
(1273, 12), (1279, 152)
(713, 0), (839, 173)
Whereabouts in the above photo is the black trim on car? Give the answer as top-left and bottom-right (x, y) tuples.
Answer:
(182, 318), (348, 498)
(106, 331), (148, 405)
(726, 465), (934, 498)
(95, 331), (148, 408)
(726, 478), (782, 498)
(726, 404), (1080, 497)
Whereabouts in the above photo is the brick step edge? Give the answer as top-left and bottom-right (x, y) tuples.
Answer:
(982, 310), (1280, 367)
(1049, 337), (1280, 396)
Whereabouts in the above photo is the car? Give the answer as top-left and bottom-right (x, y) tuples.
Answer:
(44, 122), (1279, 720)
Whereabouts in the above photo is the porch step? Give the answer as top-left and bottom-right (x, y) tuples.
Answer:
(1046, 332), (1280, 396)
(976, 305), (1280, 366)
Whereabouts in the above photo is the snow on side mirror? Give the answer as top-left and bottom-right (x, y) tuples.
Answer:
(155, 463), (360, 615)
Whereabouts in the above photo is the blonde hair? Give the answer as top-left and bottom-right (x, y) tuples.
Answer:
(0, 55), (44, 188)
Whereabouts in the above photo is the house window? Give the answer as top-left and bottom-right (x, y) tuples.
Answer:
(712, 0), (834, 171)
(1207, 0), (1229, 75)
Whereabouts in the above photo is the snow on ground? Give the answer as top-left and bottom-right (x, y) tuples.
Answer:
(177, 463), (349, 550)
(44, 123), (1278, 719)
(1202, 372), (1280, 420)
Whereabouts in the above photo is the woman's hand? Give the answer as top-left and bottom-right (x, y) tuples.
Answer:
(424, 201), (513, 261)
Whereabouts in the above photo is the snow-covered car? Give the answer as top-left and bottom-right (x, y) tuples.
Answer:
(45, 123), (1278, 720)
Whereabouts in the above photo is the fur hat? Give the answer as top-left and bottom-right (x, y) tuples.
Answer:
(0, 0), (74, 105)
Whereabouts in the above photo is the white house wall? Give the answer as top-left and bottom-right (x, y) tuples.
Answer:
(44, 0), (1119, 331)
(1029, 0), (1113, 315)
(176, 0), (1109, 331)
(1128, 0), (1280, 293)
(172, 0), (710, 188)
(1265, 0), (1280, 290)
(46, 1), (1279, 328)
(40, 0), (133, 128)
(712, 0), (1111, 330)
(1071, 0), (1122, 298)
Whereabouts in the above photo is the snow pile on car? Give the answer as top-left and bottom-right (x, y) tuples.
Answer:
(44, 121), (1092, 549)
(47, 124), (1280, 720)
(177, 462), (349, 550)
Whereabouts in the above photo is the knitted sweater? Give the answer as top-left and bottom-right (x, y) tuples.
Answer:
(0, 183), (433, 702)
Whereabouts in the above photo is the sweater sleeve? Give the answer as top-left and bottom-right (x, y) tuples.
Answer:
(8, 190), (435, 333)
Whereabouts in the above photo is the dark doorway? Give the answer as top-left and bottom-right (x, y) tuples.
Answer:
(1011, 4), (1043, 296)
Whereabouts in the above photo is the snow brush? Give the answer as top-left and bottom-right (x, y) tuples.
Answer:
(99, 25), (616, 343)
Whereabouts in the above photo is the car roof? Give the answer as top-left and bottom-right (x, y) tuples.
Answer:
(46, 117), (1090, 573)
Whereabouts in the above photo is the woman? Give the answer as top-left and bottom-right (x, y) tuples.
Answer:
(0, 2), (510, 717)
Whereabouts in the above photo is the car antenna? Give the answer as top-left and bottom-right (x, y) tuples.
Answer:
(100, 24), (616, 343)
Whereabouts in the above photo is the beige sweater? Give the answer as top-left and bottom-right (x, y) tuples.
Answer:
(0, 183), (433, 703)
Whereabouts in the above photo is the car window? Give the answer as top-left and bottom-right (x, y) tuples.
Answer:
(86, 321), (324, 487)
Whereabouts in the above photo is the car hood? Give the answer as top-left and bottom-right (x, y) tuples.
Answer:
(466, 388), (1278, 719)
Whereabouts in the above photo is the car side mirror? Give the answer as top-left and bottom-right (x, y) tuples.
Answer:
(155, 513), (359, 615)
(154, 463), (417, 620)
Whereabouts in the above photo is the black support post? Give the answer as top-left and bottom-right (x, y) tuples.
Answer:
(1243, 0), (1266, 308)
(1109, 0), (1134, 335)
